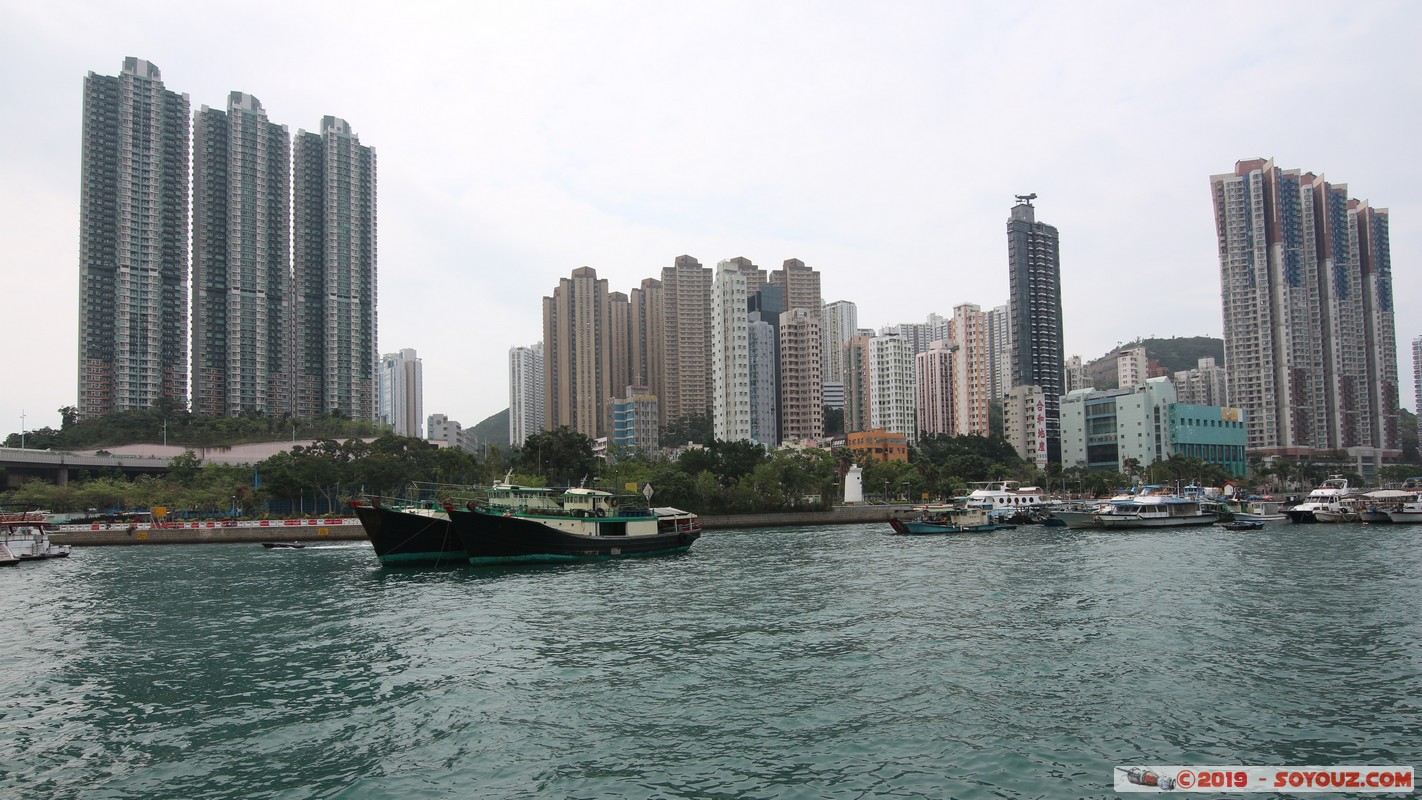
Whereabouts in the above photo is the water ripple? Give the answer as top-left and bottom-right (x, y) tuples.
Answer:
(1, 524), (1419, 798)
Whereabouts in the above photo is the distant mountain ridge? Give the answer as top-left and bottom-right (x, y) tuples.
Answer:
(1084, 336), (1224, 390)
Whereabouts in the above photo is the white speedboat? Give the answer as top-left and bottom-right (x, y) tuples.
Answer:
(1286, 476), (1358, 524)
(0, 512), (72, 563)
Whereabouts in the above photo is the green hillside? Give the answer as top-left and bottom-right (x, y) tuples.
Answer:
(1085, 336), (1224, 389)
(468, 408), (510, 451)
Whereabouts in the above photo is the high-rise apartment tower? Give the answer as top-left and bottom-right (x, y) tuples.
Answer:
(1211, 158), (1399, 459)
(378, 348), (423, 437)
(1007, 195), (1064, 461)
(293, 116), (378, 420)
(509, 342), (546, 447)
(193, 92), (291, 417)
(78, 58), (191, 418)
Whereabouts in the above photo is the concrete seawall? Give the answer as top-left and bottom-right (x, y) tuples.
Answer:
(52, 520), (366, 546)
(699, 504), (910, 529)
(51, 505), (913, 546)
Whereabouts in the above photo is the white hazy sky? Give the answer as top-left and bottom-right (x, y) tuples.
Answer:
(2, 0), (1419, 437)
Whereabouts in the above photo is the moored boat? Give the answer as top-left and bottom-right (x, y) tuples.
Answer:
(1094, 486), (1216, 529)
(963, 481), (1050, 521)
(889, 505), (997, 535)
(0, 511), (72, 562)
(1359, 489), (1417, 523)
(1389, 502), (1422, 524)
(1313, 498), (1364, 524)
(1220, 520), (1265, 531)
(350, 500), (462, 566)
(1219, 497), (1288, 522)
(448, 486), (701, 564)
(1286, 476), (1357, 523)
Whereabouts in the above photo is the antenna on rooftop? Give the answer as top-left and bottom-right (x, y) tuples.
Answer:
(1014, 193), (1037, 206)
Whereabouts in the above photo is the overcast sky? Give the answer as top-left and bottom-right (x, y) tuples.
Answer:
(2, 0), (1418, 438)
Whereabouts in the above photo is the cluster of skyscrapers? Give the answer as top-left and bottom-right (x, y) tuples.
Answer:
(72, 64), (1407, 477)
(509, 196), (1070, 465)
(78, 58), (378, 422)
(1211, 159), (1401, 465)
(513, 167), (1406, 476)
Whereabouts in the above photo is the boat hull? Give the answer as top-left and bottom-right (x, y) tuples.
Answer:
(448, 508), (700, 563)
(889, 518), (995, 535)
(352, 504), (462, 565)
(1053, 510), (1104, 529)
(1095, 515), (1217, 529)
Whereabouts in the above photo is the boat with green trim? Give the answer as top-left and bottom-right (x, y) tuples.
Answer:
(447, 485), (702, 564)
(350, 500), (462, 566)
(888, 505), (997, 534)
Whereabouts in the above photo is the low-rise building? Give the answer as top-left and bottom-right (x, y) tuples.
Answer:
(845, 429), (908, 462)
(608, 385), (659, 460)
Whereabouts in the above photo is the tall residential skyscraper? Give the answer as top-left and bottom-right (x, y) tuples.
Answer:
(660, 255), (713, 425)
(822, 300), (858, 387)
(915, 340), (955, 436)
(628, 278), (664, 418)
(869, 332), (917, 443)
(844, 334), (874, 434)
(1007, 194), (1064, 462)
(1413, 336), (1421, 447)
(78, 58), (191, 419)
(712, 258), (752, 443)
(509, 342), (546, 447)
(779, 307), (823, 442)
(606, 291), (632, 400)
(986, 304), (1011, 400)
(293, 116), (378, 420)
(193, 92), (291, 417)
(748, 320), (778, 445)
(1211, 159), (1400, 458)
(950, 303), (992, 437)
(543, 267), (612, 438)
(378, 348), (423, 437)
(770, 258), (822, 314)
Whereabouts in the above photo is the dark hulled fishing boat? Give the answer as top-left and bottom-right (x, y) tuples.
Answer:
(350, 500), (463, 566)
(447, 486), (701, 564)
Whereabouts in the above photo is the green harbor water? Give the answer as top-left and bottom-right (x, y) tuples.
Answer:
(2, 522), (1419, 799)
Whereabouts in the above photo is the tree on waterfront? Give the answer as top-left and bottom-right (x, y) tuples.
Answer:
(661, 412), (713, 448)
(512, 426), (598, 486)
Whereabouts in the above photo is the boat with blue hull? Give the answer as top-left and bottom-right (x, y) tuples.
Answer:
(448, 486), (702, 564)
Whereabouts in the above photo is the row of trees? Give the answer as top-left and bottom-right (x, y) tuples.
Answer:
(4, 407), (1417, 517)
(3, 403), (382, 452)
